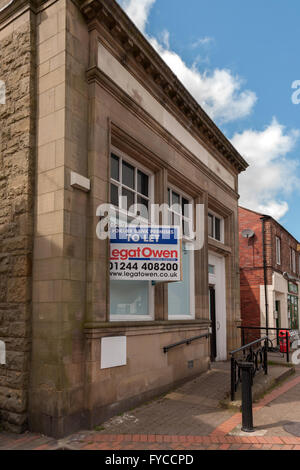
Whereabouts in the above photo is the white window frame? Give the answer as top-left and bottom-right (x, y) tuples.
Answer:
(167, 185), (195, 320)
(208, 209), (224, 243)
(290, 248), (296, 274)
(110, 148), (154, 224)
(109, 147), (155, 322)
(276, 236), (281, 265)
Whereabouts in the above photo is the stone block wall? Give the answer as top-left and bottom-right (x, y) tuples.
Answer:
(0, 12), (36, 432)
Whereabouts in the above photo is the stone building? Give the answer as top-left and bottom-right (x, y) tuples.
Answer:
(0, 0), (247, 437)
(239, 206), (300, 344)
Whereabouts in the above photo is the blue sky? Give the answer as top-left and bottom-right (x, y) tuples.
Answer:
(118, 0), (300, 240)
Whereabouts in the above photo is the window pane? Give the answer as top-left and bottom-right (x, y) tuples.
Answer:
(110, 281), (149, 316)
(122, 161), (135, 189)
(215, 217), (221, 241)
(208, 214), (214, 237)
(172, 212), (180, 227)
(182, 198), (189, 218)
(110, 183), (119, 207)
(172, 191), (180, 207)
(208, 264), (215, 274)
(183, 218), (193, 238)
(137, 196), (149, 220)
(137, 170), (149, 197)
(122, 187), (135, 212)
(168, 244), (191, 316)
(111, 153), (119, 181)
(168, 188), (171, 206)
(276, 238), (281, 264)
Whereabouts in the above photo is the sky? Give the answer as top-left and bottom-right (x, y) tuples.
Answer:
(117, 0), (300, 240)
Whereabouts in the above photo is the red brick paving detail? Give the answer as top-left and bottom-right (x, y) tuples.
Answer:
(3, 431), (300, 450)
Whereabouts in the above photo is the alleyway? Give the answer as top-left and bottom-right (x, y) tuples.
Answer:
(2, 360), (300, 450)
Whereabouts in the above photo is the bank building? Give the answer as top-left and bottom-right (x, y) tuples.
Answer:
(0, 0), (248, 437)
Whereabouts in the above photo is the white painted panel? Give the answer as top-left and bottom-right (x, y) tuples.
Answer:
(0, 340), (6, 365)
(101, 336), (127, 369)
(97, 43), (235, 189)
(209, 253), (227, 361)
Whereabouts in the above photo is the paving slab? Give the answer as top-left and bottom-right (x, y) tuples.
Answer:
(92, 362), (235, 436)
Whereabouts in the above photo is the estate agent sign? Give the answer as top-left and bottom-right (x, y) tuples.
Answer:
(110, 226), (182, 282)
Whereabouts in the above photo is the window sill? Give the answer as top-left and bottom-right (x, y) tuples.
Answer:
(110, 315), (154, 322)
(84, 319), (210, 335)
(168, 315), (195, 321)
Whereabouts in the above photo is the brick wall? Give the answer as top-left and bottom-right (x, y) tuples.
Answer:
(270, 221), (300, 276)
(239, 207), (300, 342)
(239, 208), (268, 341)
(0, 15), (36, 432)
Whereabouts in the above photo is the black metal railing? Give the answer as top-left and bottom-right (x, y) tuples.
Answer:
(230, 337), (268, 401)
(163, 332), (210, 354)
(238, 326), (294, 363)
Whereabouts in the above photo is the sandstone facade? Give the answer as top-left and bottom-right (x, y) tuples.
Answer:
(0, 0), (247, 437)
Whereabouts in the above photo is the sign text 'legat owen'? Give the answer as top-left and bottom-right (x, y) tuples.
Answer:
(110, 226), (182, 282)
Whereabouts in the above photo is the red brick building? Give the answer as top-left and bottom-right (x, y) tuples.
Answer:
(239, 207), (300, 344)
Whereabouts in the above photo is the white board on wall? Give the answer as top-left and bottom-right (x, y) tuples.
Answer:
(101, 336), (127, 369)
(0, 340), (6, 365)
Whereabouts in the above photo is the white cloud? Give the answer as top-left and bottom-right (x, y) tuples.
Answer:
(118, 0), (156, 33)
(118, 0), (257, 124)
(159, 29), (170, 49)
(191, 37), (214, 48)
(149, 38), (257, 123)
(117, 0), (300, 221)
(232, 118), (300, 219)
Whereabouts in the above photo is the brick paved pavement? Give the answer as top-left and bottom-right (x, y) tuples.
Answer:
(94, 362), (234, 436)
(1, 361), (300, 450)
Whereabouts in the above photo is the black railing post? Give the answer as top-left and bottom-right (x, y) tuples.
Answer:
(242, 328), (246, 358)
(238, 361), (254, 433)
(286, 331), (290, 363)
(231, 357), (236, 401)
(264, 338), (268, 375)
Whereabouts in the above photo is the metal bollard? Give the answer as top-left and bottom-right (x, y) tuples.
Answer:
(231, 357), (236, 401)
(286, 331), (290, 363)
(264, 338), (268, 375)
(237, 361), (254, 433)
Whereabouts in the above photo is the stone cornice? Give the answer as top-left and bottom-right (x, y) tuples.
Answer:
(78, 0), (248, 174)
(87, 66), (240, 200)
(0, 0), (51, 27)
(0, 0), (35, 24)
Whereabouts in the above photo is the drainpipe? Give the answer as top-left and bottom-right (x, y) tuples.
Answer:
(261, 216), (270, 338)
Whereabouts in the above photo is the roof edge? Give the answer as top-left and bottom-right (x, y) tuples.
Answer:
(78, 0), (249, 174)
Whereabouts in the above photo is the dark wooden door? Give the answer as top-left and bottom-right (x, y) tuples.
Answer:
(209, 286), (217, 361)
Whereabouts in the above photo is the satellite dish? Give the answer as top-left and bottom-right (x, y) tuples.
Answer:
(242, 229), (255, 239)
